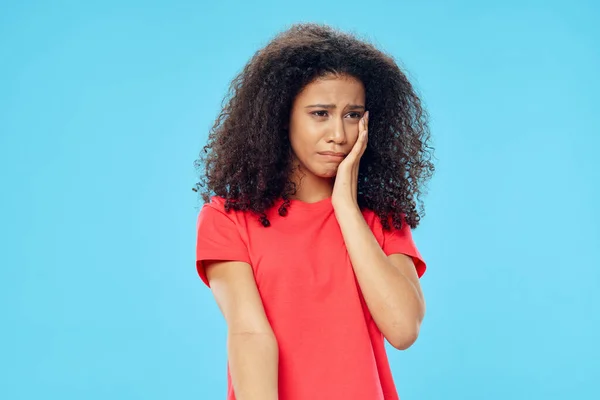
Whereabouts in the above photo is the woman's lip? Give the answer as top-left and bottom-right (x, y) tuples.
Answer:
(318, 152), (346, 157)
(317, 153), (346, 162)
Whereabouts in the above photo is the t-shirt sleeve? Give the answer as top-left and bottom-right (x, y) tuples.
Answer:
(382, 217), (427, 278)
(195, 203), (251, 287)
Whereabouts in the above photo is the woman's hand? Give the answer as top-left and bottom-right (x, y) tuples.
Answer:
(331, 111), (369, 211)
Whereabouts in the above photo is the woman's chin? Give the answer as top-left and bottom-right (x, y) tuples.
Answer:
(299, 163), (339, 180)
(318, 168), (338, 179)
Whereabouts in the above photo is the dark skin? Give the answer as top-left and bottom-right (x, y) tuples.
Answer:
(288, 74), (366, 203)
(288, 74), (425, 351)
(203, 74), (424, 400)
(194, 23), (434, 231)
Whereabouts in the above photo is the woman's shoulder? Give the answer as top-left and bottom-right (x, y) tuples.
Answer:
(204, 196), (282, 216)
(197, 197), (248, 237)
(199, 196), (256, 227)
(197, 197), (226, 220)
(204, 195), (227, 211)
(361, 207), (380, 226)
(360, 208), (407, 236)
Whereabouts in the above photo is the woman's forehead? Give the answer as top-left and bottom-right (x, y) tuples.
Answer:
(295, 75), (365, 105)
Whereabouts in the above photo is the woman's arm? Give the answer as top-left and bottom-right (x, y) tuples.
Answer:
(331, 112), (425, 350)
(333, 206), (425, 350)
(205, 260), (279, 400)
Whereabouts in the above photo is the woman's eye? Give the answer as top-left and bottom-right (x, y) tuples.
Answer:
(347, 112), (362, 119)
(313, 111), (328, 117)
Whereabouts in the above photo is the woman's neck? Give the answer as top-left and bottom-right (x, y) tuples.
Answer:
(289, 166), (334, 204)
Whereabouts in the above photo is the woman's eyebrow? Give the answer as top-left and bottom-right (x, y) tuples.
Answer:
(305, 104), (365, 110)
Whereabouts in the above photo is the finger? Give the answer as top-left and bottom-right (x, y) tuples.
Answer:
(343, 113), (369, 164)
(352, 123), (367, 155)
(345, 133), (366, 169)
(358, 112), (369, 157)
(361, 111), (369, 138)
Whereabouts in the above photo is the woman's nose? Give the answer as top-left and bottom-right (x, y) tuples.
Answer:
(327, 118), (347, 144)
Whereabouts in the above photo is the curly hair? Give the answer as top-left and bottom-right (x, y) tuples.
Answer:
(193, 23), (434, 230)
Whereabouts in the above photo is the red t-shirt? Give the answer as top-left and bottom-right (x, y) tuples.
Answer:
(196, 196), (426, 400)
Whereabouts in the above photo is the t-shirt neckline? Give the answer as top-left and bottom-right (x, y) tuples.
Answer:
(285, 196), (333, 211)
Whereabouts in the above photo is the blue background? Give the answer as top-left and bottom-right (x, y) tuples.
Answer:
(1, 0), (598, 399)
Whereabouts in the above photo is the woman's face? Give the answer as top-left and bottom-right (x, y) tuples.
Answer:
(288, 74), (366, 180)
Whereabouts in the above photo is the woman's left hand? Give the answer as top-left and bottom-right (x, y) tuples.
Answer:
(331, 111), (369, 211)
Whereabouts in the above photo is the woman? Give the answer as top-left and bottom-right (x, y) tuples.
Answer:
(194, 23), (434, 400)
